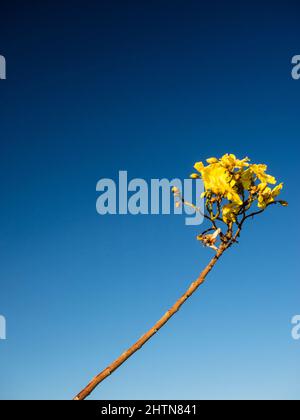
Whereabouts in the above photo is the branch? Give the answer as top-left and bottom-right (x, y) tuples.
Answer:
(180, 197), (211, 223)
(242, 200), (279, 223)
(229, 201), (281, 247)
(73, 246), (228, 400)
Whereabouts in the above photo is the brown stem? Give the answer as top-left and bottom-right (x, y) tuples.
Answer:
(73, 245), (228, 400)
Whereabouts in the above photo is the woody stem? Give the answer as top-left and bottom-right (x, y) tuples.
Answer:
(73, 245), (228, 400)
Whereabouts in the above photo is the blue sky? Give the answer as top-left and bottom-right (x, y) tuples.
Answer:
(0, 0), (299, 399)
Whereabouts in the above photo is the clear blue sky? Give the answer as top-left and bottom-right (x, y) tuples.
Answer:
(0, 0), (299, 400)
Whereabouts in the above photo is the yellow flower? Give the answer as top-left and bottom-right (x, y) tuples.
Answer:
(257, 183), (283, 208)
(238, 168), (253, 190)
(201, 164), (243, 204)
(192, 154), (285, 213)
(250, 164), (276, 185)
(235, 157), (250, 168)
(220, 154), (237, 170)
(194, 158), (243, 205)
(222, 203), (241, 224)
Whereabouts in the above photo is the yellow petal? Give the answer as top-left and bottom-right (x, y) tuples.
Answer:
(271, 183), (283, 198)
(194, 162), (204, 172)
(206, 157), (219, 164)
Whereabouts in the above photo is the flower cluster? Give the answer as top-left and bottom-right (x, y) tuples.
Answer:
(190, 154), (287, 227)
